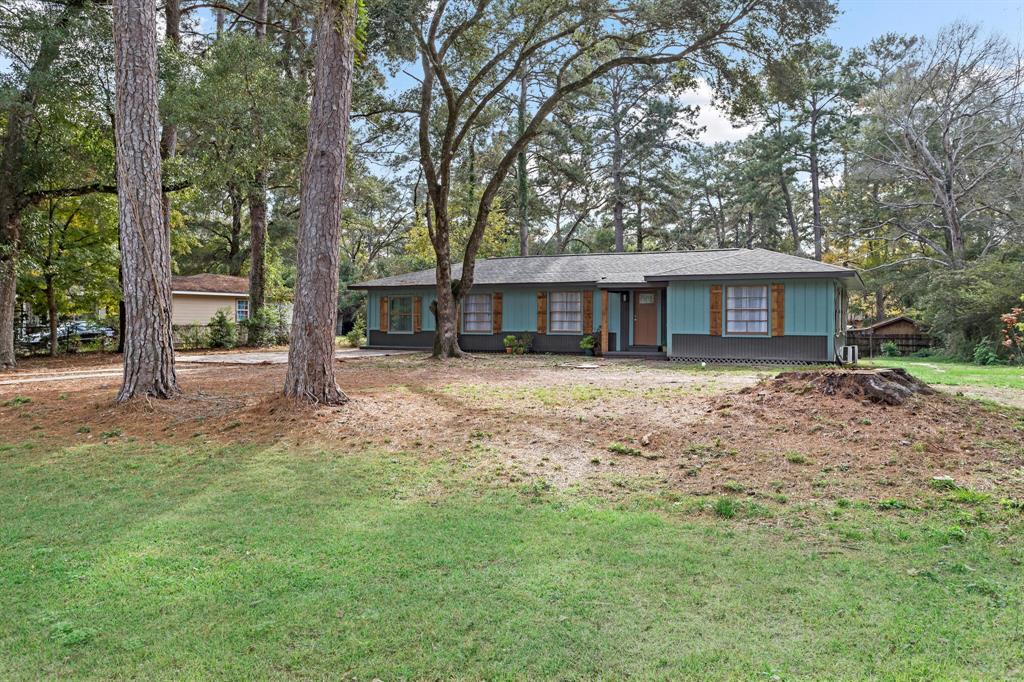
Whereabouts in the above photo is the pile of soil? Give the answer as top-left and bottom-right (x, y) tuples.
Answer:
(748, 368), (936, 406)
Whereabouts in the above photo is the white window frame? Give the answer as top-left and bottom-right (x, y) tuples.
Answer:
(389, 295), (414, 334)
(550, 291), (583, 334)
(462, 293), (492, 334)
(725, 285), (769, 335)
(235, 299), (250, 322)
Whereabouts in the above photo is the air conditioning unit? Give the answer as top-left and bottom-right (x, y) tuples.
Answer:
(839, 345), (859, 365)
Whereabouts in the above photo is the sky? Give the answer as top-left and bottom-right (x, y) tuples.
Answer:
(692, 0), (1024, 143)
(4, 0), (1024, 140)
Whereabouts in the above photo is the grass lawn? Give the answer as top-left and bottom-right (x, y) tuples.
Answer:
(2, 439), (1023, 679)
(862, 356), (1024, 391)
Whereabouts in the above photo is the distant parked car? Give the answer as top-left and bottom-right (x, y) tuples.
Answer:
(26, 320), (116, 349)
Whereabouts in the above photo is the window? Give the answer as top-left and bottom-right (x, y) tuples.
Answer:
(550, 291), (582, 333)
(235, 299), (249, 322)
(726, 286), (768, 334)
(462, 294), (492, 333)
(389, 296), (413, 333)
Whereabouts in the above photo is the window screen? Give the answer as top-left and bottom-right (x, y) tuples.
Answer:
(389, 296), (413, 333)
(463, 294), (492, 333)
(550, 291), (582, 333)
(726, 286), (768, 334)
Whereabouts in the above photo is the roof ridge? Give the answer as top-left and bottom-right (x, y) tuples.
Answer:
(649, 249), (750, 276)
(474, 247), (740, 262)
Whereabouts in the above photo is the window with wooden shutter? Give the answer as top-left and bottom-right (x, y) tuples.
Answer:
(771, 283), (785, 337)
(463, 294), (492, 333)
(412, 296), (422, 332)
(709, 285), (722, 336)
(537, 291), (548, 334)
(492, 292), (503, 333)
(582, 292), (593, 333)
(379, 296), (389, 333)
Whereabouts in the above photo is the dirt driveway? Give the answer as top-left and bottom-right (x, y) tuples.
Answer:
(2, 353), (1021, 505)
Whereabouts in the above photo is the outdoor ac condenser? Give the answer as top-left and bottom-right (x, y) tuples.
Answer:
(839, 345), (859, 365)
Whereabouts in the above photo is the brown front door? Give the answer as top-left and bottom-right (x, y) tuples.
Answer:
(633, 290), (658, 346)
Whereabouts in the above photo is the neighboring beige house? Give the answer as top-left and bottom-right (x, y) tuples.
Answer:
(171, 274), (250, 326)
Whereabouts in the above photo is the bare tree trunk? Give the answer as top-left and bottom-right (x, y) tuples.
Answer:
(611, 83), (625, 252)
(0, 214), (18, 368)
(160, 0), (180, 233)
(875, 289), (886, 322)
(779, 172), (800, 253)
(113, 0), (178, 401)
(227, 185), (244, 275)
(809, 113), (823, 261)
(248, 0), (270, 320)
(46, 274), (58, 356)
(284, 0), (357, 404)
(517, 72), (529, 256)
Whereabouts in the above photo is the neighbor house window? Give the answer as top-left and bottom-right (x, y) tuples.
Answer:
(550, 291), (582, 333)
(726, 286), (768, 334)
(462, 294), (492, 333)
(389, 296), (413, 333)
(235, 299), (249, 322)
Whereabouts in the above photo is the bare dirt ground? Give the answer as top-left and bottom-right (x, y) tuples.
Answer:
(2, 353), (1022, 504)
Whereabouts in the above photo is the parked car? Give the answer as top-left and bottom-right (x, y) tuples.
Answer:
(26, 320), (116, 348)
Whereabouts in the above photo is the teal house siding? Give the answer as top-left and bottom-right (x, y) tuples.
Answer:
(783, 279), (833, 335)
(667, 281), (711, 335)
(367, 290), (379, 329)
(367, 289), (436, 331)
(500, 289), (537, 332)
(606, 293), (620, 350)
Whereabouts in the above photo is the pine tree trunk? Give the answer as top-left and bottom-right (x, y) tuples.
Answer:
(0, 213), (18, 369)
(283, 0), (357, 404)
(113, 0), (178, 401)
(160, 0), (180, 233)
(248, 0), (269, 319)
(248, 175), (267, 314)
(809, 113), (823, 261)
(46, 274), (58, 357)
(516, 73), (529, 257)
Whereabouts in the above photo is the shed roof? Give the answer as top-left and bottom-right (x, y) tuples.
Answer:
(851, 315), (922, 333)
(171, 274), (250, 295)
(351, 248), (860, 289)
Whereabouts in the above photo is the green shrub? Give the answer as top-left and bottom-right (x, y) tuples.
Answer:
(345, 314), (366, 348)
(579, 334), (596, 351)
(245, 305), (289, 347)
(207, 309), (237, 349)
(176, 324), (208, 350)
(880, 340), (901, 357)
(911, 347), (936, 358)
(972, 338), (1002, 366)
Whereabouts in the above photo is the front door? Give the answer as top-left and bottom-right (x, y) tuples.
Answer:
(633, 290), (658, 346)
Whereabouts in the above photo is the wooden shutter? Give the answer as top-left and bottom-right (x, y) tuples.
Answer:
(709, 285), (722, 336)
(582, 291), (593, 333)
(379, 296), (389, 333)
(536, 291), (547, 334)
(412, 296), (422, 333)
(771, 283), (785, 337)
(600, 290), (609, 354)
(492, 292), (503, 334)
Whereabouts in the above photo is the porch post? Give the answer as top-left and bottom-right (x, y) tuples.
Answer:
(600, 289), (609, 355)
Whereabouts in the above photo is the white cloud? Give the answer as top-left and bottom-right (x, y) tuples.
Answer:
(678, 81), (756, 144)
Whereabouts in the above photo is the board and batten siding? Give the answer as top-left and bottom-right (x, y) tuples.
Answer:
(667, 279), (837, 359)
(171, 293), (245, 326)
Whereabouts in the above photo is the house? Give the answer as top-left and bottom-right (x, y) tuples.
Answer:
(171, 274), (250, 326)
(350, 248), (862, 363)
(848, 315), (932, 357)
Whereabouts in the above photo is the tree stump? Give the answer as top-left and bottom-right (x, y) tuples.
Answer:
(768, 368), (936, 406)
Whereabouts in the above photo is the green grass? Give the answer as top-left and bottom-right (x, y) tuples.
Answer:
(862, 356), (1024, 390)
(2, 441), (1023, 679)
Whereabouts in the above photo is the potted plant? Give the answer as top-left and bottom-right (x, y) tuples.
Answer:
(580, 334), (596, 356)
(503, 335), (517, 354)
(517, 333), (533, 354)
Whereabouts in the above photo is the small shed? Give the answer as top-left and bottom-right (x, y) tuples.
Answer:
(848, 315), (932, 356)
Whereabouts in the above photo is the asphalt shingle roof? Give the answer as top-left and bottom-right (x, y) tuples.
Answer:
(351, 248), (858, 289)
(171, 274), (250, 294)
